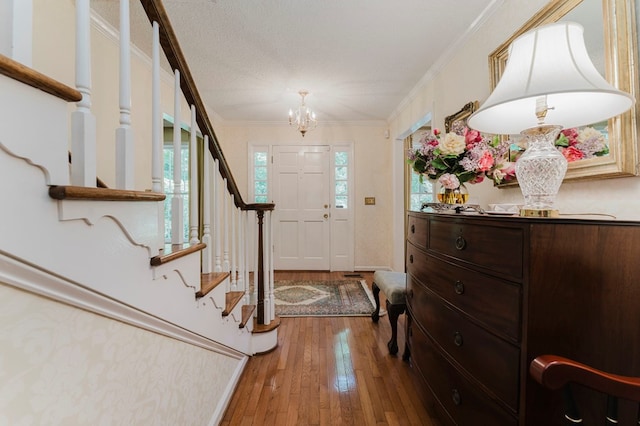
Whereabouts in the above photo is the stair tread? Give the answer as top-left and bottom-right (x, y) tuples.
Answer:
(252, 315), (281, 334)
(49, 185), (165, 202)
(239, 305), (256, 329)
(222, 291), (244, 316)
(196, 272), (230, 298)
(150, 243), (206, 266)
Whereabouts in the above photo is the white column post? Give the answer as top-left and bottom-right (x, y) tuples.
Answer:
(189, 105), (199, 245)
(115, 0), (134, 189)
(222, 179), (230, 273)
(71, 0), (96, 187)
(171, 70), (184, 245)
(202, 136), (213, 274)
(238, 209), (245, 293)
(267, 210), (275, 322)
(214, 159), (222, 272)
(151, 22), (163, 194)
(230, 194), (237, 289)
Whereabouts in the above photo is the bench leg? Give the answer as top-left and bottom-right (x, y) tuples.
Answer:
(371, 282), (381, 323)
(386, 300), (405, 355)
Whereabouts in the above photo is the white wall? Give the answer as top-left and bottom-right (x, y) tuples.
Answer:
(0, 282), (240, 424)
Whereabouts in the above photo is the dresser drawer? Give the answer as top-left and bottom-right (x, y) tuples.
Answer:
(409, 323), (518, 426)
(407, 243), (521, 341)
(406, 279), (520, 410)
(407, 214), (428, 249)
(428, 217), (524, 280)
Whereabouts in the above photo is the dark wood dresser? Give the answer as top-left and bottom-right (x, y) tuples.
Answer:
(405, 211), (640, 425)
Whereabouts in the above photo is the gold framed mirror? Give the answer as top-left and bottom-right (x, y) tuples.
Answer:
(489, 0), (639, 183)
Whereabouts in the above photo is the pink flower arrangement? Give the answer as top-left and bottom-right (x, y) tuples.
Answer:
(407, 125), (512, 187)
(555, 127), (608, 162)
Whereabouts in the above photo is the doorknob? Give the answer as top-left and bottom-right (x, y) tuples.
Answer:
(323, 214), (329, 219)
(324, 204), (329, 209)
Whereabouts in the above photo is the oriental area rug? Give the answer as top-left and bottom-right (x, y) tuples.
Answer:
(274, 279), (377, 317)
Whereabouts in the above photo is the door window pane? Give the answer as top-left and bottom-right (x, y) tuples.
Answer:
(334, 151), (349, 209)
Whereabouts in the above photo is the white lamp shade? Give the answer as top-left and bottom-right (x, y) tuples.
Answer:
(467, 21), (634, 135)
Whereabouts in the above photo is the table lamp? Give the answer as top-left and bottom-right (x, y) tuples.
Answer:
(467, 21), (634, 217)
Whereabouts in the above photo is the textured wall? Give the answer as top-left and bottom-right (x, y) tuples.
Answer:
(0, 283), (241, 425)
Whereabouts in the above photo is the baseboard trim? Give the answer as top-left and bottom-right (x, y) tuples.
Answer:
(209, 355), (248, 425)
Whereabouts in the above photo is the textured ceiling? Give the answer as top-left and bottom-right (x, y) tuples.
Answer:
(92, 0), (499, 124)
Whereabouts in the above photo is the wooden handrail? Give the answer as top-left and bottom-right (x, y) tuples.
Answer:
(530, 354), (640, 401)
(139, 0), (273, 213)
(0, 54), (82, 102)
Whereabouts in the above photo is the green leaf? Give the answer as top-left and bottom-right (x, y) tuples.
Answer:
(555, 134), (569, 147)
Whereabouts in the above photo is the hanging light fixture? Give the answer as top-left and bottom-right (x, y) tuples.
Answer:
(288, 90), (317, 137)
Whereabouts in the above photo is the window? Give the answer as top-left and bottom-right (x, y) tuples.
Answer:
(407, 129), (433, 211)
(253, 150), (269, 203)
(334, 151), (349, 209)
(163, 142), (190, 243)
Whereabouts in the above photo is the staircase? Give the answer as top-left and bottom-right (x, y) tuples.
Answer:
(0, 1), (278, 422)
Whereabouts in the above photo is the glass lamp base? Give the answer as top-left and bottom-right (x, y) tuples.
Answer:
(515, 125), (568, 214)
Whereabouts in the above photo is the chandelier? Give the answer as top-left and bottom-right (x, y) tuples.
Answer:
(288, 90), (317, 137)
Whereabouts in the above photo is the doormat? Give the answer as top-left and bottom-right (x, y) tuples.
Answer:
(274, 279), (377, 317)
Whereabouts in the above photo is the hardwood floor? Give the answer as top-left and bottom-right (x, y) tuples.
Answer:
(220, 271), (436, 426)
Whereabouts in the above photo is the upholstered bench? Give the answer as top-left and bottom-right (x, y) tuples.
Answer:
(371, 270), (407, 355)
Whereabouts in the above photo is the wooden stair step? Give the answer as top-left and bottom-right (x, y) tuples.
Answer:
(252, 315), (281, 334)
(150, 242), (206, 266)
(196, 272), (230, 298)
(222, 291), (244, 317)
(239, 305), (256, 329)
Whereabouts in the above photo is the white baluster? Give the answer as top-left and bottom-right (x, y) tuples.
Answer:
(268, 210), (275, 322)
(189, 105), (199, 245)
(230, 194), (237, 289)
(171, 70), (184, 245)
(0, 0), (32, 66)
(214, 159), (222, 272)
(151, 21), (164, 251)
(252, 211), (258, 306)
(151, 22), (162, 194)
(115, 0), (134, 189)
(71, 0), (96, 187)
(263, 209), (271, 323)
(238, 209), (245, 293)
(202, 136), (212, 274)
(223, 180), (230, 273)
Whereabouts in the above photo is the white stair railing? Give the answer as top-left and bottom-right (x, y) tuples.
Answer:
(65, 0), (280, 344)
(71, 0), (96, 188)
(189, 105), (199, 245)
(171, 69), (184, 246)
(115, 0), (134, 190)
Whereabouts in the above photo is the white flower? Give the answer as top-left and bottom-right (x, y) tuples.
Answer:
(438, 132), (466, 156)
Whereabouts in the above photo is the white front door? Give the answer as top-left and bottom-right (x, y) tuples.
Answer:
(272, 145), (331, 270)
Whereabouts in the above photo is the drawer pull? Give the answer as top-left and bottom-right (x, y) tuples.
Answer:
(455, 236), (466, 250)
(453, 331), (464, 347)
(409, 254), (414, 263)
(451, 389), (462, 405)
(454, 280), (465, 295)
(411, 224), (415, 233)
